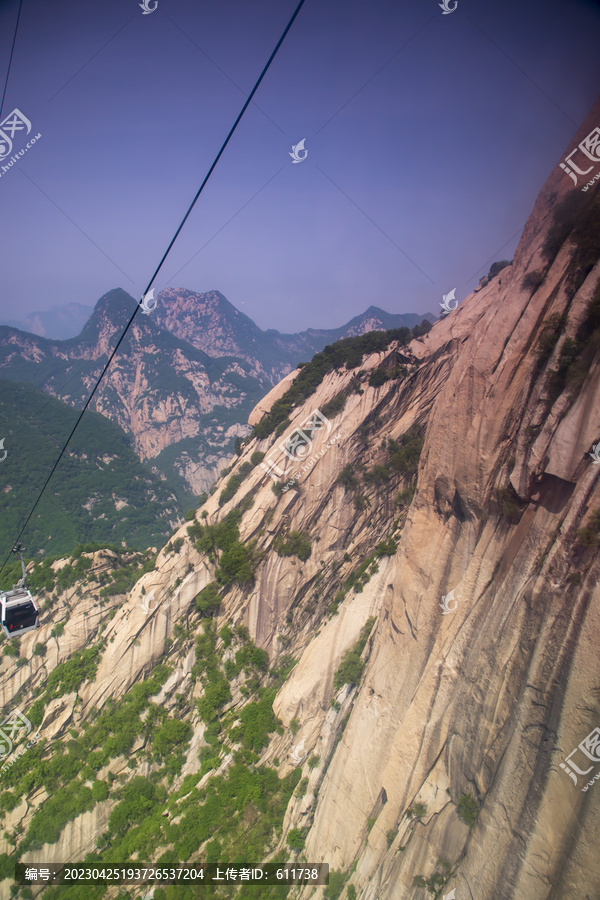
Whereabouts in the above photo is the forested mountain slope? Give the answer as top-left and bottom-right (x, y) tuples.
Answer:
(0, 379), (180, 555)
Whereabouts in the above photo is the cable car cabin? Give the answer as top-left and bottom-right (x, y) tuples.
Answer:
(0, 588), (40, 638)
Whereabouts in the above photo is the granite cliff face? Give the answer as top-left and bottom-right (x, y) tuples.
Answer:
(270, 98), (600, 899)
(1, 100), (599, 899)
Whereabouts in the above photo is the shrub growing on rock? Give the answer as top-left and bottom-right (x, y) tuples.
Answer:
(457, 793), (479, 826)
(273, 531), (312, 562)
(195, 582), (222, 616)
(333, 618), (376, 690)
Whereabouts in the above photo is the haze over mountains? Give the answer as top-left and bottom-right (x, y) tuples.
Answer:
(0, 289), (434, 497)
(153, 288), (437, 382)
(0, 303), (94, 340)
(0, 292), (436, 347)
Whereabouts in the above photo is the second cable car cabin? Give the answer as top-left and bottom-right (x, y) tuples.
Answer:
(0, 544), (40, 639)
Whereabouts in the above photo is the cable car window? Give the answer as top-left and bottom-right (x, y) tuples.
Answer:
(4, 602), (38, 632)
(1, 547), (40, 638)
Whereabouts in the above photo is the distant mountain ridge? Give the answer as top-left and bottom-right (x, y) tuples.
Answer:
(153, 287), (436, 381)
(0, 288), (435, 496)
(0, 302), (93, 340)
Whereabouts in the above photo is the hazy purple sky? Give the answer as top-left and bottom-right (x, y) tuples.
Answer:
(0, 0), (599, 334)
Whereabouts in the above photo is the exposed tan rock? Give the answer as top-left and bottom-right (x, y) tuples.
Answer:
(248, 368), (300, 426)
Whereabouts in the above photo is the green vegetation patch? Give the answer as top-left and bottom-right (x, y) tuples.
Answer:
(577, 508), (600, 546)
(333, 617), (377, 690)
(99, 551), (158, 599)
(522, 268), (545, 292)
(478, 259), (511, 289)
(252, 323), (432, 441)
(368, 363), (408, 387)
(269, 653), (297, 689)
(27, 646), (102, 727)
(324, 869), (349, 900)
(188, 508), (260, 586)
(194, 582), (223, 616)
(217, 542), (257, 585)
(542, 188), (600, 295)
(387, 428), (424, 477)
(406, 802), (427, 819)
(218, 459), (260, 507)
(273, 530), (312, 562)
(152, 719), (193, 759)
(335, 539), (396, 605)
(235, 643), (270, 676)
(1, 664), (173, 856)
(413, 868), (452, 893)
(232, 689), (283, 752)
(0, 545), (156, 604)
(194, 621), (232, 725)
(337, 463), (361, 491)
(495, 484), (526, 522)
(535, 312), (566, 365)
(22, 779), (96, 850)
(108, 775), (167, 838)
(55, 760), (299, 881)
(457, 792), (480, 827)
(3, 635), (302, 898)
(286, 826), (309, 851)
(320, 391), (348, 420)
(544, 280), (600, 406)
(359, 427), (424, 488)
